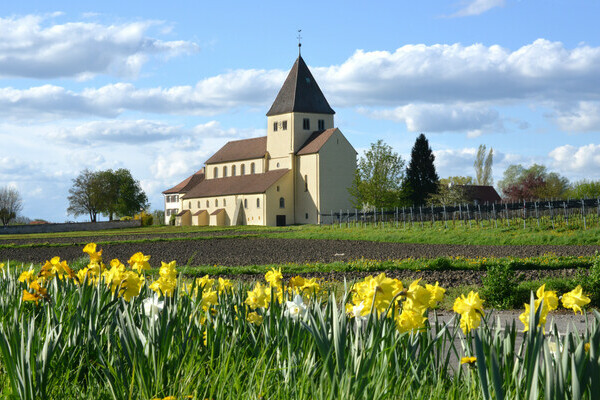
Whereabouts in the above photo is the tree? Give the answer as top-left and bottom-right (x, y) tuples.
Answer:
(405, 134), (439, 205)
(474, 144), (493, 185)
(348, 139), (406, 209)
(429, 176), (474, 205)
(498, 164), (569, 201)
(567, 180), (600, 199)
(67, 168), (148, 222)
(67, 169), (104, 222)
(0, 186), (23, 226)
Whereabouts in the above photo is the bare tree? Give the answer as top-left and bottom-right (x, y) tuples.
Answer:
(0, 186), (23, 226)
(474, 144), (494, 185)
(67, 169), (103, 222)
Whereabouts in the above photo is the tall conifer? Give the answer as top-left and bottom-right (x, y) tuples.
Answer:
(405, 133), (439, 205)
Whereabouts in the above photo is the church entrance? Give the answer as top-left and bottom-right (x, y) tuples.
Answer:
(276, 215), (286, 226)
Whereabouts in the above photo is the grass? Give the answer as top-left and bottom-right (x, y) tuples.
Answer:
(3, 221), (600, 246)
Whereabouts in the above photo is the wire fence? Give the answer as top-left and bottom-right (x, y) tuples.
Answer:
(319, 199), (600, 230)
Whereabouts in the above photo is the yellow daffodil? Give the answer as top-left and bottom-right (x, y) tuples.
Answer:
(119, 271), (144, 302)
(150, 261), (178, 297)
(18, 269), (36, 284)
(83, 243), (103, 263)
(453, 291), (484, 334)
(404, 279), (431, 315)
(425, 282), (446, 308)
(265, 267), (283, 288)
(127, 252), (151, 274)
(354, 273), (403, 316)
(561, 285), (590, 314)
(245, 282), (270, 309)
(461, 356), (477, 365)
(247, 311), (263, 325)
(217, 277), (232, 293)
(396, 308), (427, 334)
(200, 289), (218, 311)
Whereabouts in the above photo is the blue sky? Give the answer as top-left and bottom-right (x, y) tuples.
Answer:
(1, 0), (600, 222)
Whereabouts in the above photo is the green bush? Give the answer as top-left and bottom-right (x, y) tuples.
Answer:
(481, 262), (521, 309)
(120, 216), (132, 221)
(580, 252), (600, 306)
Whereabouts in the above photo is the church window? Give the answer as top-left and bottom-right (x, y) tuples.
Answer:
(276, 162), (280, 168)
(188, 201), (191, 209)
(304, 175), (308, 192)
(318, 119), (324, 130)
(244, 199), (248, 209)
(303, 118), (310, 130)
(276, 185), (280, 192)
(216, 199), (219, 207)
(282, 121), (287, 130)
(279, 197), (285, 208)
(214, 167), (218, 178)
(305, 213), (309, 220)
(241, 164), (245, 175)
(257, 198), (260, 208)
(206, 200), (209, 208)
(232, 165), (236, 176)
(251, 163), (255, 174)
(197, 201), (200, 208)
(273, 122), (278, 132)
(223, 166), (228, 177)
(224, 199), (226, 206)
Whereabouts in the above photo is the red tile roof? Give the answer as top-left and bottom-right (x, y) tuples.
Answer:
(183, 169), (289, 199)
(162, 168), (205, 194)
(205, 136), (267, 164)
(296, 128), (337, 155)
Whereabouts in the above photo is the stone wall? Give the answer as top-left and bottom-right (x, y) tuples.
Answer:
(0, 220), (141, 235)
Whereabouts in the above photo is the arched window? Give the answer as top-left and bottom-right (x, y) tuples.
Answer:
(232, 165), (236, 176)
(241, 164), (245, 175)
(244, 199), (248, 209)
(206, 200), (209, 208)
(256, 198), (260, 208)
(188, 201), (191, 209)
(279, 197), (285, 209)
(304, 175), (308, 192)
(250, 162), (255, 174)
(213, 167), (218, 178)
(216, 199), (219, 207)
(197, 201), (200, 208)
(223, 166), (228, 177)
(223, 199), (226, 206)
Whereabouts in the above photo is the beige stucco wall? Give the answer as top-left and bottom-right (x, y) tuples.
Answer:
(295, 153), (319, 224)
(264, 169), (294, 226)
(267, 112), (334, 159)
(317, 130), (357, 220)
(205, 158), (265, 179)
(194, 210), (209, 226)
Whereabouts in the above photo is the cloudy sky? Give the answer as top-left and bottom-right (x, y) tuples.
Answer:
(1, 0), (599, 222)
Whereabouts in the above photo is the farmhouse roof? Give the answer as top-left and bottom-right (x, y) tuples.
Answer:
(266, 56), (335, 117)
(183, 169), (290, 198)
(205, 136), (267, 164)
(176, 210), (190, 217)
(193, 210), (207, 216)
(210, 208), (225, 216)
(461, 185), (502, 203)
(162, 168), (205, 194)
(296, 128), (337, 155)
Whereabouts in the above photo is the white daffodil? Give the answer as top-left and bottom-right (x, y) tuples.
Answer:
(284, 294), (307, 319)
(351, 301), (368, 325)
(142, 294), (164, 322)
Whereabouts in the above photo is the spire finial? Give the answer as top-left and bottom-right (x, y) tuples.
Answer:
(297, 29), (302, 56)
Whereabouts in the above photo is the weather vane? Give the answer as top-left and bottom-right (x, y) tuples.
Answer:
(297, 29), (302, 55)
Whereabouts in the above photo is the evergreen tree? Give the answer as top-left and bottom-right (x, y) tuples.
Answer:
(405, 134), (439, 205)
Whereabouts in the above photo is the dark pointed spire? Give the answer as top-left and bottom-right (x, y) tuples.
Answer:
(266, 56), (335, 117)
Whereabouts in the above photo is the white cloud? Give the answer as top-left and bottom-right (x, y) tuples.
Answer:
(0, 14), (198, 79)
(448, 0), (505, 17)
(549, 144), (600, 174)
(553, 102), (600, 132)
(0, 39), (599, 136)
(367, 103), (501, 135)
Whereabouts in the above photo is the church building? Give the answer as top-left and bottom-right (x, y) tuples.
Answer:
(162, 54), (357, 226)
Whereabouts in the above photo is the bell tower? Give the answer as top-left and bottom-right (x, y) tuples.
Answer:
(266, 55), (335, 169)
